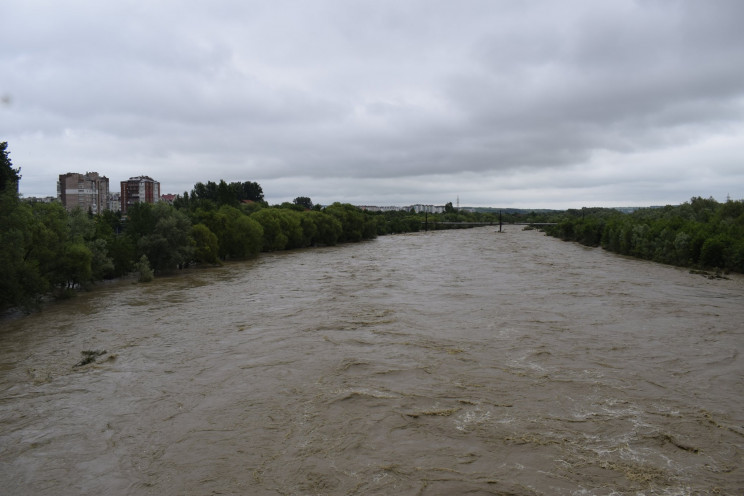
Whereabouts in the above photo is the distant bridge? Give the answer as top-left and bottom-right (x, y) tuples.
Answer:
(418, 221), (558, 233)
(424, 221), (557, 227)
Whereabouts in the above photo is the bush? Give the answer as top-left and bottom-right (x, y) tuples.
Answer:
(699, 236), (727, 269)
(135, 255), (154, 283)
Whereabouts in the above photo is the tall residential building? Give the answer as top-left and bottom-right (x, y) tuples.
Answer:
(57, 172), (110, 214)
(108, 192), (121, 212)
(120, 176), (160, 214)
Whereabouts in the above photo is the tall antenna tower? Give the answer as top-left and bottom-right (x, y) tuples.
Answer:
(456, 195), (459, 210)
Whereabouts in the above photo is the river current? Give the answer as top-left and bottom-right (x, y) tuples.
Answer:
(1, 227), (742, 495)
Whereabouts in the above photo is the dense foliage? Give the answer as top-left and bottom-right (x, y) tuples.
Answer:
(2, 163), (511, 313)
(0, 142), (420, 310)
(16, 143), (738, 313)
(542, 197), (744, 273)
(0, 141), (21, 193)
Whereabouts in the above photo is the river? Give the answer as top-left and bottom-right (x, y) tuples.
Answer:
(1, 226), (742, 495)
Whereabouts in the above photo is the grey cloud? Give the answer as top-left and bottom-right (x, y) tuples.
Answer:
(3, 0), (743, 206)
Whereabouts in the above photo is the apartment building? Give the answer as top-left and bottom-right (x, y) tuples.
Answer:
(120, 175), (160, 214)
(57, 172), (110, 214)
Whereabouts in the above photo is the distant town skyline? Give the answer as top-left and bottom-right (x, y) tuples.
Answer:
(3, 1), (743, 209)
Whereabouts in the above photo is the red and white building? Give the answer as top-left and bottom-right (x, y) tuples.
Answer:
(120, 176), (160, 214)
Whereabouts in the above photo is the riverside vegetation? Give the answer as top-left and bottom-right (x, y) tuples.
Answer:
(2, 140), (742, 312)
(1, 143), (508, 313)
(541, 197), (744, 274)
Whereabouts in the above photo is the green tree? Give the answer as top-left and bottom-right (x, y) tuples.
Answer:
(306, 210), (342, 246)
(191, 224), (220, 264)
(275, 209), (304, 249)
(136, 203), (193, 273)
(88, 238), (116, 280)
(27, 202), (71, 289)
(0, 141), (21, 193)
(217, 205), (263, 258)
(699, 236), (727, 268)
(194, 208), (227, 252)
(0, 190), (45, 311)
(192, 181), (219, 202)
(96, 209), (125, 237)
(229, 214), (264, 258)
(124, 202), (157, 240)
(251, 208), (289, 251)
(67, 207), (114, 280)
(59, 242), (93, 289)
(279, 201), (306, 212)
(195, 205), (264, 259)
(217, 180), (237, 207)
(92, 209), (129, 277)
(189, 180), (264, 208)
(298, 211), (319, 246)
(240, 200), (264, 215)
(689, 196), (718, 223)
(67, 208), (95, 242)
(134, 255), (154, 282)
(236, 181), (264, 202)
(293, 196), (313, 210)
(324, 203), (377, 242)
(672, 231), (692, 266)
(172, 191), (190, 211)
(106, 235), (136, 277)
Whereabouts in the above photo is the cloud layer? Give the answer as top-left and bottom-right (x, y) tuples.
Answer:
(2, 0), (743, 207)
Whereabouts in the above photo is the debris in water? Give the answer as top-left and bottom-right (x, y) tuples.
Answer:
(406, 407), (460, 418)
(689, 269), (730, 280)
(74, 350), (107, 367)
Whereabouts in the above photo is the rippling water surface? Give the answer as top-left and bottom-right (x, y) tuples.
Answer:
(1, 227), (743, 495)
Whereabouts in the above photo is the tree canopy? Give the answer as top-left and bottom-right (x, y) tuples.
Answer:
(542, 197), (744, 272)
(0, 141), (21, 193)
(189, 180), (264, 206)
(293, 196), (313, 210)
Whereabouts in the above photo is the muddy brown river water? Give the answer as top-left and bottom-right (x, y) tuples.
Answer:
(1, 227), (743, 495)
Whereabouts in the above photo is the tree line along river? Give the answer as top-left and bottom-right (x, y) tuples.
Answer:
(1, 226), (742, 495)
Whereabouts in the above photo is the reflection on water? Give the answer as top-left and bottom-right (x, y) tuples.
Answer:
(1, 227), (743, 495)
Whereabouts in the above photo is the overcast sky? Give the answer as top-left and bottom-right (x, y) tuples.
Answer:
(2, 0), (743, 208)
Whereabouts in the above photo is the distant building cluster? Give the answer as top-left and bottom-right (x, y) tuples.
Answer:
(53, 172), (167, 215)
(44, 171), (459, 215)
(359, 204), (446, 214)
